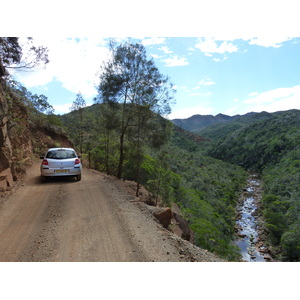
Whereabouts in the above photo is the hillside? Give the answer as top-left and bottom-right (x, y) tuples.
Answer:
(201, 109), (300, 171)
(0, 67), (73, 195)
(171, 112), (257, 133)
(197, 109), (300, 261)
(60, 103), (247, 261)
(0, 69), (227, 262)
(0, 158), (224, 262)
(0, 72), (226, 263)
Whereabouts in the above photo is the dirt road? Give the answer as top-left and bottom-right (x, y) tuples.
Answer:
(0, 161), (224, 262)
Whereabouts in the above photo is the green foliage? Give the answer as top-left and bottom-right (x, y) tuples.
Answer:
(46, 114), (62, 126)
(61, 103), (246, 260)
(281, 225), (300, 262)
(0, 37), (49, 70)
(165, 132), (246, 260)
(141, 152), (178, 206)
(70, 92), (86, 153)
(0, 37), (22, 66)
(96, 40), (175, 179)
(198, 109), (300, 261)
(204, 110), (300, 171)
(261, 148), (300, 260)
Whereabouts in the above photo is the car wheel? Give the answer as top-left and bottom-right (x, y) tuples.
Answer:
(77, 174), (82, 181)
(41, 175), (46, 183)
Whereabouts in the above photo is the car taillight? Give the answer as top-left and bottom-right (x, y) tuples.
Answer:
(42, 159), (49, 165)
(75, 158), (80, 165)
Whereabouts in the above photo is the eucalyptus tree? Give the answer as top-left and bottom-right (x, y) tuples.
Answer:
(70, 92), (86, 154)
(0, 37), (49, 70)
(96, 40), (175, 180)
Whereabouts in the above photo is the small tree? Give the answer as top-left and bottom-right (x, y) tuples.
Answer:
(96, 102), (120, 175)
(96, 40), (175, 180)
(70, 92), (86, 154)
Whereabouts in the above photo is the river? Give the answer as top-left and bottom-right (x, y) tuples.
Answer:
(235, 175), (272, 262)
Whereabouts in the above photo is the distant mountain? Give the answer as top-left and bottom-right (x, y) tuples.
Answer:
(171, 112), (256, 133)
(199, 109), (300, 261)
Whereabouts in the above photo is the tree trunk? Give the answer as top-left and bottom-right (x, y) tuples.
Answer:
(105, 132), (109, 175)
(117, 132), (125, 179)
(135, 114), (141, 197)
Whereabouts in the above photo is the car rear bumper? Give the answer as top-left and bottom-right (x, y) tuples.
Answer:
(41, 167), (82, 177)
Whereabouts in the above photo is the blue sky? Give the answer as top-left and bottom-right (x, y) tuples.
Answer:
(1, 0), (299, 292)
(4, 0), (300, 120)
(11, 36), (300, 119)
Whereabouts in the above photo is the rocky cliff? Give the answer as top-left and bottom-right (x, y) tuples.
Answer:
(0, 63), (72, 194)
(0, 84), (13, 191)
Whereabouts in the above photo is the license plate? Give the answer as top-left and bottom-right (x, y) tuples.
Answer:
(55, 169), (69, 173)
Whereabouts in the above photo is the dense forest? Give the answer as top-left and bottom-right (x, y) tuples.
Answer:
(56, 41), (247, 261)
(49, 41), (300, 262)
(60, 103), (247, 260)
(196, 110), (300, 261)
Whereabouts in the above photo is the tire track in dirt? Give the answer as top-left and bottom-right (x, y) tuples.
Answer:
(0, 160), (224, 262)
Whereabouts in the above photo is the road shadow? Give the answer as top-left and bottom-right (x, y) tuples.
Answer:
(29, 176), (79, 186)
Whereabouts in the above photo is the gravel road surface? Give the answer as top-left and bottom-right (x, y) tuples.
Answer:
(0, 161), (224, 262)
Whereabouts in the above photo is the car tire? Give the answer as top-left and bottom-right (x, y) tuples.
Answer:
(41, 175), (46, 183)
(77, 174), (82, 181)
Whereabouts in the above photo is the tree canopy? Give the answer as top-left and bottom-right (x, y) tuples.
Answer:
(0, 37), (49, 70)
(96, 40), (175, 179)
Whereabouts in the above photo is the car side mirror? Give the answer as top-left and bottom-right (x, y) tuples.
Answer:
(40, 156), (44, 159)
(78, 155), (81, 158)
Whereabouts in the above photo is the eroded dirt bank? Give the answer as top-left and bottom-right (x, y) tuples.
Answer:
(0, 161), (224, 262)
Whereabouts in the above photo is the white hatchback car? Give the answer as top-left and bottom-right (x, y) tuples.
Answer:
(40, 148), (82, 182)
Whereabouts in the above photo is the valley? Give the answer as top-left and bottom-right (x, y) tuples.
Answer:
(1, 39), (300, 262)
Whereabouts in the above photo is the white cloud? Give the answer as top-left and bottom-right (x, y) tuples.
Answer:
(150, 54), (161, 59)
(213, 56), (228, 62)
(193, 37), (295, 62)
(248, 37), (292, 48)
(198, 77), (216, 86)
(141, 37), (166, 46)
(13, 37), (110, 98)
(168, 105), (214, 119)
(248, 92), (259, 97)
(159, 46), (173, 54)
(53, 103), (73, 115)
(195, 38), (238, 54)
(163, 55), (189, 67)
(243, 85), (300, 112)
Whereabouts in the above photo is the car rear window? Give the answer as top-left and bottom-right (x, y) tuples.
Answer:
(46, 150), (76, 159)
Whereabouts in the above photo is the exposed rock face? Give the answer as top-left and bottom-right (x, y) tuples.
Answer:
(153, 208), (173, 229)
(171, 202), (194, 242)
(0, 62), (72, 194)
(0, 76), (16, 192)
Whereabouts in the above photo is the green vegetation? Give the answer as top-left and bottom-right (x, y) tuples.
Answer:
(0, 37), (49, 70)
(5, 39), (299, 261)
(167, 129), (247, 260)
(60, 102), (247, 260)
(199, 110), (300, 261)
(4, 79), (67, 154)
(59, 41), (248, 261)
(95, 41), (175, 182)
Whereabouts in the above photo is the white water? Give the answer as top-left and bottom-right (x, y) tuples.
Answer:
(235, 178), (266, 262)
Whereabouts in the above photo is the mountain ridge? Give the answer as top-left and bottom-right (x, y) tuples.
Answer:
(171, 112), (257, 132)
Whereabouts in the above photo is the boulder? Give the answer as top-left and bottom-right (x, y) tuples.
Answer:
(171, 203), (193, 242)
(0, 169), (14, 192)
(153, 208), (173, 229)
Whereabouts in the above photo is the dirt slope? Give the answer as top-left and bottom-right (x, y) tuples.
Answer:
(0, 160), (224, 262)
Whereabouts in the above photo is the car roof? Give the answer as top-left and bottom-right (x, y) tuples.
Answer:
(47, 148), (75, 151)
